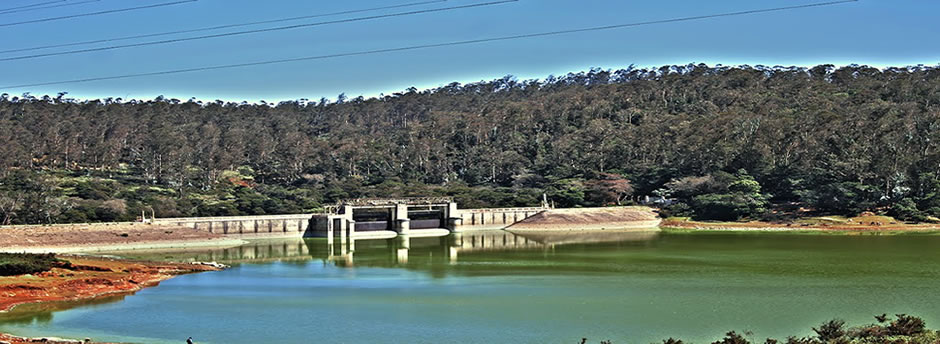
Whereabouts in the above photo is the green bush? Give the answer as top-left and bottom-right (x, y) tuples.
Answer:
(0, 253), (60, 276)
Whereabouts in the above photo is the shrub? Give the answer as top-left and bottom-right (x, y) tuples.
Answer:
(712, 331), (751, 344)
(660, 202), (693, 218)
(784, 336), (817, 344)
(814, 319), (846, 341)
(888, 314), (926, 336)
(0, 253), (60, 276)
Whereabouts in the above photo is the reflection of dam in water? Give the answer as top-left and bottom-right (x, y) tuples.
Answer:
(451, 230), (545, 252)
(129, 229), (659, 267)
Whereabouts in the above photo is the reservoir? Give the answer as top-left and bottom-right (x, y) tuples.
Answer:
(1, 231), (939, 344)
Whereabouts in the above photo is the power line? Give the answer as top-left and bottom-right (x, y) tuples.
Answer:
(0, 0), (65, 13)
(0, 0), (516, 61)
(0, 0), (446, 55)
(0, 0), (197, 28)
(0, 0), (101, 15)
(1, 0), (858, 89)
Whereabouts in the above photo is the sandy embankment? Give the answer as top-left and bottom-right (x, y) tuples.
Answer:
(505, 207), (662, 245)
(0, 223), (246, 253)
(507, 206), (662, 231)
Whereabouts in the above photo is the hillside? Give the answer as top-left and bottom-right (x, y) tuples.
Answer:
(1, 64), (939, 224)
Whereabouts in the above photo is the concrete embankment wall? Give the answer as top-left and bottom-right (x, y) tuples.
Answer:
(452, 208), (546, 231)
(152, 214), (315, 239)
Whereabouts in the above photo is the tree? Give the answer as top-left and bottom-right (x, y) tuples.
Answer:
(585, 173), (634, 205)
(690, 171), (770, 221)
(0, 64), (939, 222)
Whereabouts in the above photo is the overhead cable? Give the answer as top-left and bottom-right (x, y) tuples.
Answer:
(0, 0), (515, 61)
(0, 0), (446, 54)
(1, 0), (858, 89)
(0, 0), (101, 15)
(0, 0), (197, 28)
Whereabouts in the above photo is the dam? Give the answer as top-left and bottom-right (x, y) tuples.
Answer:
(151, 197), (550, 240)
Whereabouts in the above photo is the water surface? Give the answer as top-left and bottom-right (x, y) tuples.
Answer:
(1, 231), (939, 344)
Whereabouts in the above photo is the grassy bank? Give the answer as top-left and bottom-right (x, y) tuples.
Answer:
(0, 253), (61, 276)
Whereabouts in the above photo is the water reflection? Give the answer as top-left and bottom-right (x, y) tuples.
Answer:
(0, 294), (130, 324)
(113, 229), (660, 269)
(508, 230), (661, 245)
(6, 231), (940, 344)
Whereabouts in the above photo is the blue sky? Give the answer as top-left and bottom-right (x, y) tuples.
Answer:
(0, 0), (937, 102)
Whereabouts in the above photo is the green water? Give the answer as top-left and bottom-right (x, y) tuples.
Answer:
(1, 231), (939, 344)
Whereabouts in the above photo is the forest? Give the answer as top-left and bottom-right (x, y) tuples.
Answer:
(0, 63), (939, 225)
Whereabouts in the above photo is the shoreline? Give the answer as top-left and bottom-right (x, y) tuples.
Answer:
(661, 218), (940, 235)
(0, 255), (224, 343)
(0, 255), (223, 313)
(0, 332), (121, 344)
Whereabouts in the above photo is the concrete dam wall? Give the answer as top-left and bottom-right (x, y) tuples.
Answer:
(452, 207), (547, 231)
(152, 214), (314, 239)
(149, 205), (663, 242)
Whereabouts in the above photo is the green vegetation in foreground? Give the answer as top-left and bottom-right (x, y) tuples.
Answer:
(0, 253), (60, 276)
(578, 314), (939, 344)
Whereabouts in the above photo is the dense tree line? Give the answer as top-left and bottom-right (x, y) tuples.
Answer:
(1, 63), (939, 224)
